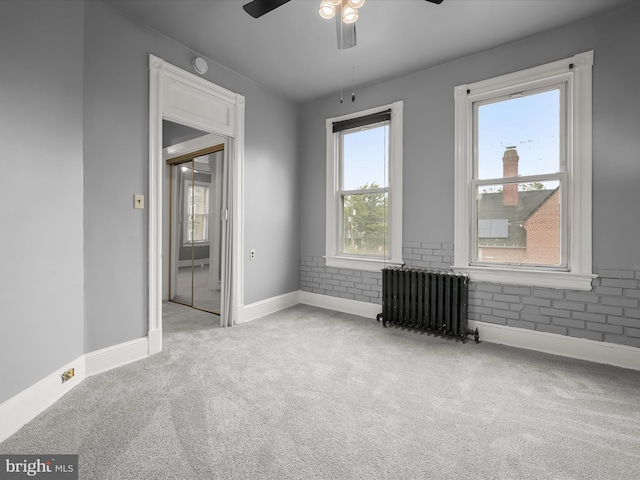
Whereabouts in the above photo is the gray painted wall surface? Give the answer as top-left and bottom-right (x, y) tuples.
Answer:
(298, 5), (640, 347)
(0, 1), (85, 403)
(83, 0), (300, 351)
(162, 121), (208, 149)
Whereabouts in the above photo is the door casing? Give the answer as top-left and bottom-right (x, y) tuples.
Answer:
(148, 55), (245, 354)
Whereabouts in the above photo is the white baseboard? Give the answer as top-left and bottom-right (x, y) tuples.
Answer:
(85, 337), (150, 377)
(178, 258), (210, 268)
(1, 336), (153, 443)
(0, 356), (86, 444)
(299, 291), (640, 371)
(4, 292), (637, 444)
(469, 320), (640, 371)
(239, 291), (301, 324)
(299, 291), (381, 319)
(148, 328), (163, 355)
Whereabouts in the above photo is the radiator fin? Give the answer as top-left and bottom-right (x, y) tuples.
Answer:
(377, 267), (478, 342)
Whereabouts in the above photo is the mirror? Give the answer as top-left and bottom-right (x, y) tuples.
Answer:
(163, 120), (226, 316)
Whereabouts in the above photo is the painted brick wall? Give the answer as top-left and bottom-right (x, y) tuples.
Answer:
(469, 270), (640, 348)
(299, 241), (454, 305)
(300, 242), (640, 348)
(524, 188), (561, 265)
(300, 256), (383, 304)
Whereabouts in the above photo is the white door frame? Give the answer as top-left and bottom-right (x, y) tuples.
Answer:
(148, 55), (245, 354)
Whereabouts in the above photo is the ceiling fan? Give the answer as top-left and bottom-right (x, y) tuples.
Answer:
(243, 0), (444, 49)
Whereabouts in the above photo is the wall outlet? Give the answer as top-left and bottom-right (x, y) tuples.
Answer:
(250, 249), (256, 260)
(61, 368), (75, 383)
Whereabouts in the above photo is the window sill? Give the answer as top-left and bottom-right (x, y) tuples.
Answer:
(451, 265), (597, 291)
(324, 256), (403, 273)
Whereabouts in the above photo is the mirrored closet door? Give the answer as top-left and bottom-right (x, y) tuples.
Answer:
(168, 146), (224, 314)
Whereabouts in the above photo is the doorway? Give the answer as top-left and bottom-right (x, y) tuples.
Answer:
(167, 145), (224, 314)
(149, 54), (245, 353)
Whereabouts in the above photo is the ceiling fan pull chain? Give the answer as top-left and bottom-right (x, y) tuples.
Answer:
(340, 3), (344, 103)
(351, 46), (356, 102)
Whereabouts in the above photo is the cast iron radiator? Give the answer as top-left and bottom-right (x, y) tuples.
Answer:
(376, 267), (479, 343)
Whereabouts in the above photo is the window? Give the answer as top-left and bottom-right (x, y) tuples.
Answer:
(453, 51), (595, 290)
(184, 182), (210, 244)
(325, 101), (403, 271)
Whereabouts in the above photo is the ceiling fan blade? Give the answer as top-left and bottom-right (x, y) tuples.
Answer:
(242, 0), (291, 19)
(425, 0), (444, 4)
(336, 16), (357, 50)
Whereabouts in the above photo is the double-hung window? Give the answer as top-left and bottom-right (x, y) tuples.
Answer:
(453, 51), (595, 290)
(325, 101), (403, 272)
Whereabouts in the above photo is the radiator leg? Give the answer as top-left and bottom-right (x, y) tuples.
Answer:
(464, 327), (480, 343)
(377, 313), (390, 328)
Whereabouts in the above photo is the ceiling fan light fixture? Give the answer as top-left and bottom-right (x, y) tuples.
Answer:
(318, 1), (336, 19)
(342, 5), (359, 24)
(347, 0), (366, 9)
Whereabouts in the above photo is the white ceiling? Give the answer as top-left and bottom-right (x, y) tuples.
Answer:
(102, 0), (633, 103)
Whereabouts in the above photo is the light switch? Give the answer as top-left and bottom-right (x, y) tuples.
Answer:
(134, 194), (145, 209)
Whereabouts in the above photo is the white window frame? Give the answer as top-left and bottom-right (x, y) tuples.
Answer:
(325, 101), (404, 272)
(453, 51), (596, 290)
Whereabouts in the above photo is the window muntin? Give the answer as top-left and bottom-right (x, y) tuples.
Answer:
(338, 123), (390, 258)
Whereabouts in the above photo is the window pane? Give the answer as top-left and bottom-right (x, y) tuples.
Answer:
(187, 185), (209, 243)
(342, 123), (389, 191)
(190, 186), (209, 214)
(341, 192), (388, 257)
(476, 180), (560, 266)
(190, 214), (208, 242)
(477, 89), (560, 179)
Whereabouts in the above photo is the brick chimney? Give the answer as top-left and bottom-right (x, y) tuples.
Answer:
(502, 147), (519, 206)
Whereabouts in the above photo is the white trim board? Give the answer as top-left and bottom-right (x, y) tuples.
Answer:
(0, 337), (150, 444)
(177, 259), (210, 268)
(84, 337), (150, 377)
(469, 320), (640, 371)
(299, 291), (381, 319)
(148, 54), (246, 351)
(0, 356), (86, 444)
(239, 291), (300, 324)
(299, 291), (640, 371)
(4, 292), (638, 444)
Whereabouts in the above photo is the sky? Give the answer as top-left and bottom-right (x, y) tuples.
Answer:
(342, 123), (389, 190)
(477, 89), (560, 180)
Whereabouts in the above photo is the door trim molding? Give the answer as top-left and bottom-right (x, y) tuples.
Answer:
(149, 55), (245, 354)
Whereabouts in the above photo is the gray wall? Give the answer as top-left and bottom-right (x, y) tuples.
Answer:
(0, 1), (85, 403)
(298, 4), (640, 347)
(83, 0), (300, 351)
(162, 121), (208, 149)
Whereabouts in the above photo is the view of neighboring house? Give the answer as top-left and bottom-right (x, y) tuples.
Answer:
(477, 147), (561, 265)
